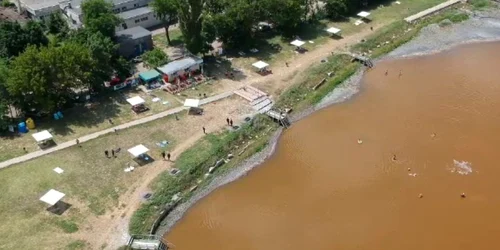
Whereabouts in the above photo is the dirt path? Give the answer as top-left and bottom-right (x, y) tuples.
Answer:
(79, 22), (389, 249)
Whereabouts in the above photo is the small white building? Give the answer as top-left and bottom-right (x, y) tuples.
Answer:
(116, 6), (161, 31)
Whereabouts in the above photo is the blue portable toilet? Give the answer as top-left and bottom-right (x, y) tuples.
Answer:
(18, 122), (28, 133)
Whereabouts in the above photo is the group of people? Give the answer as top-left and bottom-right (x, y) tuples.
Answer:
(226, 118), (234, 127)
(104, 149), (119, 158)
(161, 151), (171, 161)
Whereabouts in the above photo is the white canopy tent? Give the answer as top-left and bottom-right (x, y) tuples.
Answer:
(184, 99), (201, 108)
(290, 40), (306, 47)
(126, 96), (146, 106)
(40, 189), (65, 206)
(128, 144), (150, 158)
(252, 61), (269, 71)
(32, 130), (53, 143)
(357, 11), (371, 18)
(326, 27), (342, 35)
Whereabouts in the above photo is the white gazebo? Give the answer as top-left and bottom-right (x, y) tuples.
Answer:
(252, 61), (270, 73)
(326, 27), (342, 36)
(357, 11), (371, 19)
(128, 144), (150, 158)
(126, 96), (148, 113)
(290, 40), (305, 48)
(32, 130), (54, 148)
(40, 189), (65, 206)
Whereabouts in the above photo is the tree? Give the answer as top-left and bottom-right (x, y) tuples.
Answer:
(177, 0), (210, 54)
(151, 0), (178, 45)
(204, 0), (258, 49)
(81, 0), (121, 38)
(0, 59), (10, 128)
(141, 48), (169, 69)
(324, 0), (349, 20)
(261, 0), (304, 37)
(7, 43), (94, 112)
(46, 12), (69, 37)
(0, 21), (47, 58)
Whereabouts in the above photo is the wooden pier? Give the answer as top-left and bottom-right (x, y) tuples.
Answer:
(127, 235), (169, 250)
(336, 52), (374, 68)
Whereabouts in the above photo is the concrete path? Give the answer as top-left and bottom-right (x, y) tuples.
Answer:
(0, 91), (234, 169)
(404, 0), (462, 23)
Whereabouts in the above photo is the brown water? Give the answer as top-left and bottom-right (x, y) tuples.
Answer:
(165, 42), (500, 250)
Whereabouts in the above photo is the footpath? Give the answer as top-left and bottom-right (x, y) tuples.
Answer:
(0, 91), (234, 169)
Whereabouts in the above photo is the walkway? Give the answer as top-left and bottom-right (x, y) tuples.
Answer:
(0, 91), (234, 169)
(404, 0), (462, 23)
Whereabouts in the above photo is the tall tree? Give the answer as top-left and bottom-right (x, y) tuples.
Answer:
(141, 48), (169, 69)
(177, 0), (210, 54)
(7, 43), (94, 112)
(261, 0), (304, 37)
(151, 0), (178, 45)
(46, 12), (69, 37)
(205, 0), (258, 49)
(324, 0), (349, 20)
(0, 21), (47, 58)
(0, 59), (10, 128)
(81, 0), (121, 38)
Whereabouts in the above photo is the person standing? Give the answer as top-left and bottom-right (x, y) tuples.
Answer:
(111, 149), (115, 158)
(161, 151), (166, 160)
(226, 118), (230, 126)
(202, 127), (206, 134)
(229, 119), (233, 127)
(105, 150), (109, 158)
(167, 152), (171, 161)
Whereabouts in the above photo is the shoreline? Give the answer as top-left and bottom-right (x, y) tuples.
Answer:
(156, 9), (500, 237)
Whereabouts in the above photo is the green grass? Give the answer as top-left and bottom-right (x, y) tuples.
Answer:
(0, 88), (182, 162)
(153, 29), (184, 49)
(65, 240), (86, 250)
(129, 115), (278, 234)
(0, 112), (182, 249)
(470, 0), (494, 9)
(55, 219), (79, 233)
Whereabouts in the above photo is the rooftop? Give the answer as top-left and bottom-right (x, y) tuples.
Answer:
(117, 6), (152, 20)
(116, 26), (152, 41)
(0, 7), (28, 22)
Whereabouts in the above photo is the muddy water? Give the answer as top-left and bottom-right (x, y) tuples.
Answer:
(165, 42), (500, 250)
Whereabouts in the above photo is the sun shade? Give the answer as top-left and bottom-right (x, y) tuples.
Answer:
(40, 189), (65, 206)
(32, 130), (53, 142)
(290, 40), (305, 47)
(326, 27), (341, 34)
(183, 99), (201, 108)
(126, 96), (146, 106)
(128, 144), (149, 157)
(252, 61), (269, 69)
(358, 11), (371, 18)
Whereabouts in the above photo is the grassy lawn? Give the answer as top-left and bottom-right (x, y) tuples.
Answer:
(153, 29), (184, 50)
(0, 111), (186, 249)
(0, 88), (183, 163)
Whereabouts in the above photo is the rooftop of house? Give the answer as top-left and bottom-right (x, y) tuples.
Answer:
(116, 26), (152, 41)
(117, 6), (152, 20)
(0, 7), (28, 22)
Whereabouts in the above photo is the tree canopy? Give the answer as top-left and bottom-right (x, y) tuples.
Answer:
(141, 48), (169, 69)
(0, 20), (48, 59)
(46, 12), (70, 38)
(81, 0), (121, 38)
(7, 43), (94, 112)
(151, 0), (178, 45)
(0, 59), (10, 128)
(177, 0), (210, 54)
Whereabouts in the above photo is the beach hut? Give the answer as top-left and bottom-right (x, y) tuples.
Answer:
(184, 98), (203, 115)
(290, 39), (306, 52)
(139, 69), (161, 83)
(326, 27), (342, 37)
(32, 130), (54, 148)
(252, 61), (271, 74)
(126, 96), (149, 113)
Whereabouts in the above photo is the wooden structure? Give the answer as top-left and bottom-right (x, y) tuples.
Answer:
(127, 235), (168, 250)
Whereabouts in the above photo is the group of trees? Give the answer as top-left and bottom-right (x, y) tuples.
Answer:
(152, 0), (375, 54)
(0, 0), (131, 126)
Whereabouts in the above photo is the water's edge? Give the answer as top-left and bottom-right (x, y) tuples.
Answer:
(155, 10), (500, 237)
